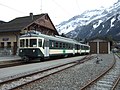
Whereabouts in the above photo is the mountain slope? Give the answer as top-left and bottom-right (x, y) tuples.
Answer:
(56, 1), (120, 41)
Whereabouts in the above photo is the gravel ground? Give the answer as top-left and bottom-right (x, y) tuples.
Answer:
(20, 54), (114, 90)
(115, 80), (120, 90)
(115, 54), (120, 90)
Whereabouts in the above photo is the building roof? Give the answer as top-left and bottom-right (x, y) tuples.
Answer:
(88, 36), (112, 42)
(0, 13), (54, 32)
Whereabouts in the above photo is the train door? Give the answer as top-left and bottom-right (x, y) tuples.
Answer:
(76, 45), (80, 54)
(73, 44), (75, 55)
(44, 39), (49, 57)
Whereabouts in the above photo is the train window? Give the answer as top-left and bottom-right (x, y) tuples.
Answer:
(26, 39), (28, 47)
(20, 39), (25, 47)
(70, 44), (73, 49)
(63, 43), (65, 48)
(55, 42), (58, 48)
(85, 46), (87, 50)
(81, 45), (84, 49)
(77, 45), (79, 49)
(66, 44), (68, 49)
(30, 39), (37, 47)
(86, 46), (89, 50)
(75, 45), (77, 49)
(38, 39), (42, 47)
(59, 42), (62, 48)
(52, 42), (54, 47)
(44, 40), (49, 47)
(83, 46), (85, 50)
(49, 40), (54, 48)
(68, 44), (71, 49)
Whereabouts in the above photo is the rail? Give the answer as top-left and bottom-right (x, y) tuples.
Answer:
(80, 53), (117, 90)
(111, 53), (120, 90)
(0, 55), (92, 90)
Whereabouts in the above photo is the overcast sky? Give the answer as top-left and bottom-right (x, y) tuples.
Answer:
(0, 0), (118, 25)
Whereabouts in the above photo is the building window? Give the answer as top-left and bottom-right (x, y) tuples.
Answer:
(7, 42), (11, 48)
(0, 42), (4, 48)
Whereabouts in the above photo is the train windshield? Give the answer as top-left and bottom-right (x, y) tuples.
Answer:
(20, 39), (25, 47)
(20, 39), (38, 47)
(38, 39), (42, 47)
(30, 39), (37, 47)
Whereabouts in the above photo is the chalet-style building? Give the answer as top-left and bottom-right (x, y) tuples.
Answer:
(0, 13), (59, 55)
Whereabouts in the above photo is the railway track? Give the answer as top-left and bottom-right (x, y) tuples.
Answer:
(80, 53), (120, 90)
(112, 53), (120, 90)
(0, 57), (68, 68)
(0, 60), (25, 68)
(0, 60), (42, 68)
(0, 55), (92, 90)
(0, 55), (88, 69)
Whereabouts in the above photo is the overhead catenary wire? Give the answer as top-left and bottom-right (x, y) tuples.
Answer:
(51, 0), (72, 16)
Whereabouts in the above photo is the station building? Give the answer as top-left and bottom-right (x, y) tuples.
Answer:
(0, 13), (59, 55)
(88, 38), (111, 54)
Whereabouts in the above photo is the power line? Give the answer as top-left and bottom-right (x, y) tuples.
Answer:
(51, 0), (72, 15)
(0, 3), (26, 14)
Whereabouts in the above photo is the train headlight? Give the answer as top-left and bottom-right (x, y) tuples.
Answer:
(20, 50), (22, 52)
(33, 50), (35, 52)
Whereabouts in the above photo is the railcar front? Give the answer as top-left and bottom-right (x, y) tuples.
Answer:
(19, 35), (44, 61)
(18, 32), (90, 61)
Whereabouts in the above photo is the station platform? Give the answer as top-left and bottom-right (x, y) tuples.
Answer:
(0, 56), (21, 62)
(0, 56), (86, 80)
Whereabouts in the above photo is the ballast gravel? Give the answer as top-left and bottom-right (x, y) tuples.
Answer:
(20, 54), (114, 90)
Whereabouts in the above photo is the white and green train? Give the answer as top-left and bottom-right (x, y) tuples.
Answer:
(18, 32), (90, 61)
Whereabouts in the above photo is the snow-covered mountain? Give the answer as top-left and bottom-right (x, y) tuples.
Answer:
(56, 0), (120, 41)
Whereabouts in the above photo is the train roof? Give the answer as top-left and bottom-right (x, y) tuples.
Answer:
(20, 32), (88, 46)
(80, 43), (90, 46)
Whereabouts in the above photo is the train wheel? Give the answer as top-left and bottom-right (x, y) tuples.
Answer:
(40, 57), (44, 62)
(22, 56), (29, 62)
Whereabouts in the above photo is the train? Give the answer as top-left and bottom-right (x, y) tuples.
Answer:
(18, 31), (90, 61)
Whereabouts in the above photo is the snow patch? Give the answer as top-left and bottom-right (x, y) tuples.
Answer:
(99, 30), (102, 33)
(116, 32), (120, 36)
(110, 17), (116, 27)
(117, 15), (120, 20)
(106, 29), (110, 33)
(102, 25), (104, 28)
(93, 20), (103, 29)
